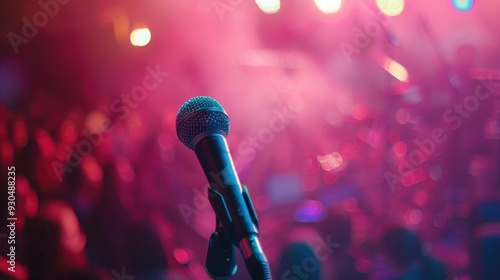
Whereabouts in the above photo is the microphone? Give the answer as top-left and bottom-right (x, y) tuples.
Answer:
(176, 96), (271, 280)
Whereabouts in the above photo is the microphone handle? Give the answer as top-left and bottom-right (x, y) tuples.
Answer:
(240, 236), (272, 280)
(195, 134), (258, 242)
(195, 134), (271, 279)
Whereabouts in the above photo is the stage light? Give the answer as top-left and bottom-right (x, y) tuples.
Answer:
(376, 0), (404, 16)
(451, 0), (474, 12)
(256, 0), (280, 14)
(130, 27), (151, 47)
(314, 0), (342, 14)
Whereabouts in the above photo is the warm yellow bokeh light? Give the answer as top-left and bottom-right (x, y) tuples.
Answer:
(256, 0), (280, 14)
(317, 152), (344, 171)
(376, 0), (405, 16)
(380, 56), (409, 82)
(130, 28), (151, 47)
(315, 0), (342, 14)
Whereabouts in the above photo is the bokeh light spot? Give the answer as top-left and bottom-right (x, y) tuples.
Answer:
(324, 110), (343, 126)
(13, 118), (28, 148)
(352, 104), (367, 120)
(376, 0), (405, 16)
(429, 164), (443, 180)
(130, 28), (151, 47)
(82, 156), (103, 185)
(381, 56), (409, 82)
(295, 200), (325, 222)
(174, 248), (190, 265)
(404, 209), (422, 225)
(413, 189), (429, 206)
(394, 141), (407, 157)
(287, 96), (305, 113)
(256, 0), (280, 14)
(60, 119), (78, 144)
(317, 152), (344, 171)
(315, 0), (342, 14)
(451, 0), (474, 12)
(116, 156), (135, 183)
(402, 167), (427, 187)
(85, 111), (108, 134)
(343, 197), (358, 212)
(433, 213), (447, 228)
(395, 108), (410, 124)
(35, 129), (56, 158)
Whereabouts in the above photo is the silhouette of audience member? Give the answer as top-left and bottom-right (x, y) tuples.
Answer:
(25, 201), (99, 280)
(319, 213), (366, 280)
(275, 242), (320, 280)
(126, 220), (170, 280)
(0, 258), (28, 280)
(370, 226), (446, 280)
(125, 215), (194, 280)
(14, 177), (38, 232)
(469, 200), (500, 280)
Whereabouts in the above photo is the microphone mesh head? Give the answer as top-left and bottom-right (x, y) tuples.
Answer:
(176, 96), (230, 150)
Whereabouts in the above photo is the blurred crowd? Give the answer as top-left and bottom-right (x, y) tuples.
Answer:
(0, 102), (499, 279)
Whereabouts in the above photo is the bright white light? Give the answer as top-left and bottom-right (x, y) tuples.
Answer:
(256, 0), (280, 14)
(315, 0), (342, 14)
(130, 28), (151, 47)
(376, 0), (404, 16)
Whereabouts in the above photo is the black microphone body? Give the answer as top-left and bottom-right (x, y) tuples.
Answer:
(196, 134), (270, 279)
(195, 134), (257, 241)
(176, 96), (271, 279)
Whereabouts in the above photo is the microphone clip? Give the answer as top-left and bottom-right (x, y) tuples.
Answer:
(204, 185), (260, 279)
(205, 222), (237, 280)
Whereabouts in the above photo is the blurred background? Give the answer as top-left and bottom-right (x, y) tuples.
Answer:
(1, 0), (500, 279)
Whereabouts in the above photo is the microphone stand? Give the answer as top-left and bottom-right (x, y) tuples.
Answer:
(205, 185), (268, 279)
